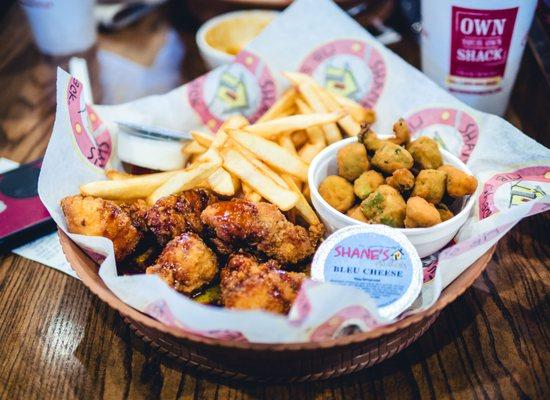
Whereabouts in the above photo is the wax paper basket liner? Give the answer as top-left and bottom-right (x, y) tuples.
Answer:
(38, 0), (550, 343)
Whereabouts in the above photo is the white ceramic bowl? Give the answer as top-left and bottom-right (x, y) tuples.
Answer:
(196, 10), (279, 70)
(308, 137), (476, 258)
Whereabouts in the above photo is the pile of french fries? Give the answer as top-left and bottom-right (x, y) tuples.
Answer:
(80, 72), (375, 226)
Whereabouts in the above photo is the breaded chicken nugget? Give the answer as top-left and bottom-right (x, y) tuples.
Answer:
(146, 232), (217, 294)
(60, 195), (140, 261)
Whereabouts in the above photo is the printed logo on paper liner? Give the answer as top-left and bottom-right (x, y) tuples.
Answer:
(144, 299), (248, 342)
(405, 107), (479, 163)
(187, 50), (276, 131)
(67, 78), (112, 169)
(299, 39), (386, 108)
(309, 305), (381, 341)
(478, 166), (550, 219)
(420, 240), (455, 283)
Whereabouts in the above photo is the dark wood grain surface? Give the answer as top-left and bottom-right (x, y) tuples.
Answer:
(1, 3), (549, 399)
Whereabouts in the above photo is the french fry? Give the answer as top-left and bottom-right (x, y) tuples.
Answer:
(298, 82), (342, 144)
(221, 147), (298, 210)
(281, 174), (320, 225)
(256, 88), (297, 123)
(231, 140), (290, 188)
(208, 167), (236, 196)
(147, 157), (221, 204)
(229, 171), (241, 193)
(191, 130), (215, 147)
(189, 153), (203, 164)
(291, 130), (308, 148)
(242, 182), (262, 202)
(80, 170), (181, 200)
(229, 130), (309, 181)
(105, 169), (134, 180)
(302, 183), (311, 203)
(295, 98), (326, 145)
(332, 92), (376, 124)
(283, 71), (316, 86)
(242, 112), (342, 138)
(315, 86), (361, 136)
(220, 115), (249, 130)
(278, 133), (297, 155)
(298, 142), (325, 164)
(182, 140), (207, 155)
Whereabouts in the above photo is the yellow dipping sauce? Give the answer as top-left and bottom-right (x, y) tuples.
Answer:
(205, 13), (275, 56)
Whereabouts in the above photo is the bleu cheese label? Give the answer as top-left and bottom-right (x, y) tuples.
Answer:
(312, 225), (422, 320)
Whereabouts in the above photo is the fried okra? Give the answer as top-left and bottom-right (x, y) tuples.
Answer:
(404, 196), (442, 228)
(438, 165), (478, 198)
(406, 136), (443, 170)
(435, 203), (454, 222)
(371, 142), (414, 175)
(346, 205), (368, 222)
(411, 169), (447, 204)
(358, 125), (385, 152)
(386, 168), (415, 192)
(361, 185), (406, 227)
(337, 142), (370, 181)
(389, 118), (411, 145)
(319, 175), (355, 213)
(354, 170), (385, 199)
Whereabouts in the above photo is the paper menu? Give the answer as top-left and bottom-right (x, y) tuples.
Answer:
(0, 158), (77, 278)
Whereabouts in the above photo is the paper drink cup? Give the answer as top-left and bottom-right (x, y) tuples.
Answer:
(420, 0), (537, 115)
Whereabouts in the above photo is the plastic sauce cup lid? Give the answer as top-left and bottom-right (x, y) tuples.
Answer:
(311, 224), (423, 320)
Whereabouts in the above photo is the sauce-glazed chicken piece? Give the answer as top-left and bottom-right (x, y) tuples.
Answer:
(220, 253), (306, 314)
(60, 195), (141, 261)
(201, 199), (323, 264)
(146, 232), (218, 294)
(145, 188), (218, 245)
(119, 199), (149, 233)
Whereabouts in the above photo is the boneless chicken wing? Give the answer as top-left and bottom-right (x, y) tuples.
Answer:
(146, 232), (218, 294)
(60, 195), (141, 261)
(220, 253), (306, 314)
(201, 199), (322, 264)
(146, 188), (218, 244)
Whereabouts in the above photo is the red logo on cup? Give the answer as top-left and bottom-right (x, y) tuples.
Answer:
(405, 107), (479, 163)
(67, 78), (111, 168)
(187, 50), (276, 131)
(478, 166), (550, 219)
(299, 39), (386, 108)
(449, 6), (518, 94)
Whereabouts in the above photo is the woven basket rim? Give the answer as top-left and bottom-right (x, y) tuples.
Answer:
(59, 229), (494, 350)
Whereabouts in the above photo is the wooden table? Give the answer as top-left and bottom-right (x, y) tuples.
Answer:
(1, 4), (548, 399)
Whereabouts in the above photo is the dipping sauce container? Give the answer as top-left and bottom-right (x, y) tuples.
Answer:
(311, 225), (423, 320)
